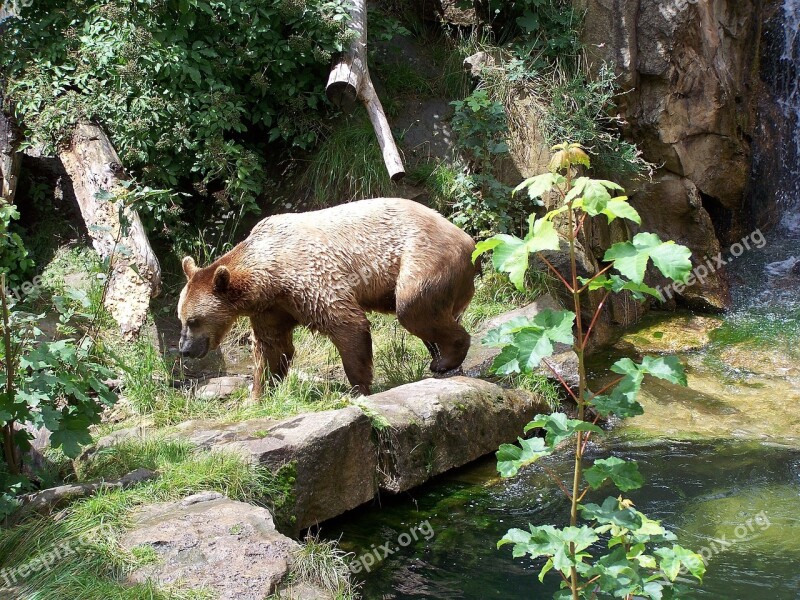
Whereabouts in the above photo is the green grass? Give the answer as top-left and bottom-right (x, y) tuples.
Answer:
(406, 161), (459, 216)
(281, 534), (358, 599)
(294, 114), (396, 207)
(461, 269), (553, 332)
(75, 437), (194, 481)
(502, 371), (563, 412)
(0, 445), (277, 600)
(371, 315), (430, 390)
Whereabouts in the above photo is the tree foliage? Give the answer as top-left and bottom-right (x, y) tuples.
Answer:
(0, 0), (352, 231)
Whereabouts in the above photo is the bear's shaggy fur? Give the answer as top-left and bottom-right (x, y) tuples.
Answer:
(178, 198), (478, 396)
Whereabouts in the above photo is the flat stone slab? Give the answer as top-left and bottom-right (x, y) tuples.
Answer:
(122, 492), (298, 599)
(463, 295), (579, 387)
(175, 407), (378, 533)
(159, 373), (558, 530)
(357, 376), (551, 493)
(194, 375), (250, 400)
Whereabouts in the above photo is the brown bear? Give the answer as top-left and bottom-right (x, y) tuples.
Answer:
(177, 198), (478, 397)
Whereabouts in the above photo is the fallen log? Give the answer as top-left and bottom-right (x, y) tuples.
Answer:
(325, 0), (405, 181)
(60, 123), (161, 338)
(0, 102), (20, 204)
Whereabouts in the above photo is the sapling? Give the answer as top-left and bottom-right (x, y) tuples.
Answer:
(474, 143), (705, 599)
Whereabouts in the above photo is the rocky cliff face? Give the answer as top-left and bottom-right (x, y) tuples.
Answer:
(572, 0), (765, 309)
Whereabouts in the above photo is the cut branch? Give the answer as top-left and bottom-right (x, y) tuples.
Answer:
(59, 123), (161, 339)
(326, 0), (405, 181)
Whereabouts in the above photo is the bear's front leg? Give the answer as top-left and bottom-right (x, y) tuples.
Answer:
(250, 312), (296, 400)
(326, 314), (374, 395)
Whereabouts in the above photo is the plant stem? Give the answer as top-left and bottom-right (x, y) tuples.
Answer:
(0, 274), (20, 476)
(564, 168), (588, 600)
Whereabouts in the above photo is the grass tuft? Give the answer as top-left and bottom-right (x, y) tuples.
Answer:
(295, 114), (395, 207)
(289, 534), (358, 598)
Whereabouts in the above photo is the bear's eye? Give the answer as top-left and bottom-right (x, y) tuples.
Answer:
(186, 318), (200, 328)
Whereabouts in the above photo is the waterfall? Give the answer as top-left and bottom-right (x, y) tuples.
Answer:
(777, 0), (800, 225)
(750, 0), (800, 230)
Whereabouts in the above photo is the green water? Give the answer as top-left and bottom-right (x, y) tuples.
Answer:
(322, 441), (800, 599)
(321, 224), (800, 598)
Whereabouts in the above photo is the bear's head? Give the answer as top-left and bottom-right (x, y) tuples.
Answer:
(177, 256), (240, 359)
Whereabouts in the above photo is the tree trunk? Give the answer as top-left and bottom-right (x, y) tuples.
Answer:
(0, 104), (20, 205)
(326, 0), (405, 181)
(59, 123), (161, 339)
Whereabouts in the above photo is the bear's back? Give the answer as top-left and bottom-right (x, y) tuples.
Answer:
(237, 198), (475, 319)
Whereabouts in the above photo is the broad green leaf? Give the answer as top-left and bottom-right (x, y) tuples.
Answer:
(513, 173), (563, 203)
(50, 424), (93, 458)
(590, 356), (685, 418)
(532, 309), (575, 345)
(604, 233), (692, 284)
(496, 436), (551, 477)
(602, 197), (641, 224)
(591, 389), (644, 418)
(584, 457), (644, 492)
(490, 344), (522, 375)
(581, 274), (662, 301)
(481, 316), (535, 346)
(485, 310), (575, 375)
(489, 234), (529, 290)
(655, 545), (706, 581)
(499, 524), (598, 579)
(579, 179), (614, 215)
(524, 412), (602, 449)
(640, 355), (687, 386)
(514, 329), (555, 372)
(524, 217), (561, 253)
(472, 238), (502, 264)
(584, 546), (641, 597)
(603, 240), (652, 284)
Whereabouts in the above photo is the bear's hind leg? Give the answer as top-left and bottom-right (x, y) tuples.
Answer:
(251, 312), (297, 400)
(326, 315), (374, 395)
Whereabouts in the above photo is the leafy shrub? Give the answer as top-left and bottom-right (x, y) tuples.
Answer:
(477, 0), (582, 61)
(450, 90), (515, 237)
(1, 0), (353, 230)
(541, 63), (653, 179)
(0, 200), (34, 286)
(0, 275), (117, 519)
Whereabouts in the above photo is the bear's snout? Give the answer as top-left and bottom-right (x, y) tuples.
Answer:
(179, 332), (210, 359)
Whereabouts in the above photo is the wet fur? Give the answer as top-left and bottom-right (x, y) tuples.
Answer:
(178, 198), (478, 396)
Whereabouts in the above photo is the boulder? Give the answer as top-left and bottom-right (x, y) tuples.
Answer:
(463, 294), (579, 387)
(576, 0), (760, 223)
(629, 174), (731, 310)
(614, 312), (723, 354)
(194, 375), (250, 400)
(357, 376), (552, 493)
(174, 407), (378, 533)
(122, 492), (331, 600)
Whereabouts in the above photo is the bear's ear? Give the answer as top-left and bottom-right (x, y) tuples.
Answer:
(213, 266), (231, 293)
(182, 256), (198, 279)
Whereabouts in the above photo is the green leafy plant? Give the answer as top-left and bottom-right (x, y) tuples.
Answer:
(0, 199), (34, 285)
(474, 143), (704, 599)
(0, 273), (117, 519)
(450, 90), (515, 237)
(1, 0), (353, 233)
